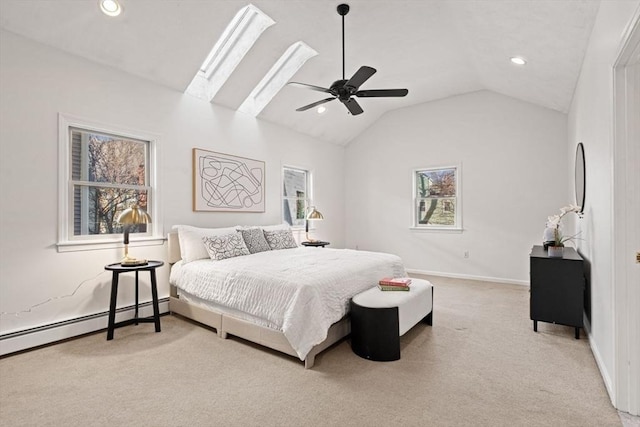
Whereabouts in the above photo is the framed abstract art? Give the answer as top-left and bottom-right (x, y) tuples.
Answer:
(192, 148), (265, 212)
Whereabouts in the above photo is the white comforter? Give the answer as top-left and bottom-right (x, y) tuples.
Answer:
(169, 247), (406, 360)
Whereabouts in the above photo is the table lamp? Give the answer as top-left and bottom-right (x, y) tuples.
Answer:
(305, 206), (324, 242)
(117, 204), (151, 266)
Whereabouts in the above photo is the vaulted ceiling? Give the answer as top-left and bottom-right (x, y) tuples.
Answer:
(0, 0), (600, 145)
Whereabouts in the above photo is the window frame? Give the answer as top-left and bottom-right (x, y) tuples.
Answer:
(411, 164), (463, 232)
(57, 114), (163, 252)
(281, 165), (312, 229)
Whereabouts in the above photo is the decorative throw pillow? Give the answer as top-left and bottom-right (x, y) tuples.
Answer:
(237, 227), (271, 254)
(202, 232), (250, 261)
(263, 229), (298, 250)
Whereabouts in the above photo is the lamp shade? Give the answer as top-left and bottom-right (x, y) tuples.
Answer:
(117, 205), (151, 225)
(306, 206), (324, 220)
(305, 206), (323, 243)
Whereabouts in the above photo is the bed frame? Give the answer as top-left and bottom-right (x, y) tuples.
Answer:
(167, 232), (350, 369)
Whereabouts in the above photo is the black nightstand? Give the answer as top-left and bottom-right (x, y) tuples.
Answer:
(301, 241), (330, 248)
(529, 246), (584, 339)
(104, 260), (164, 340)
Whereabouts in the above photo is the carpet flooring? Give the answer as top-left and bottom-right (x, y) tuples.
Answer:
(0, 276), (623, 426)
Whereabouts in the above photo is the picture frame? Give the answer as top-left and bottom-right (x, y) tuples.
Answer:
(192, 148), (265, 212)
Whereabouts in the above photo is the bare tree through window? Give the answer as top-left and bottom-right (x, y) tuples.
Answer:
(71, 128), (149, 237)
(415, 167), (459, 227)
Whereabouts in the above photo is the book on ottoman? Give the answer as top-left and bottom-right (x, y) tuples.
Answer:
(378, 277), (411, 291)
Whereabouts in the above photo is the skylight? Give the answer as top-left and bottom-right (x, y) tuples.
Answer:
(238, 41), (318, 117)
(186, 4), (275, 101)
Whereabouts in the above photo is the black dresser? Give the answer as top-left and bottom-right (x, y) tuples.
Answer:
(529, 245), (585, 339)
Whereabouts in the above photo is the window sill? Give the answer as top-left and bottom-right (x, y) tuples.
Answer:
(409, 227), (463, 234)
(57, 236), (166, 253)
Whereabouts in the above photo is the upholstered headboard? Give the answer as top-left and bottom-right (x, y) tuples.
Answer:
(167, 231), (181, 264)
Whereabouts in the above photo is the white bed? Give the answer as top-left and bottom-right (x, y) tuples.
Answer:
(167, 231), (406, 368)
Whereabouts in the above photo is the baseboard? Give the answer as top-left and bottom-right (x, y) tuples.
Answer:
(0, 298), (169, 357)
(406, 268), (529, 286)
(584, 316), (615, 406)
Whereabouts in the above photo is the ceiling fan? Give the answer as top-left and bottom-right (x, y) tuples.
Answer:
(289, 3), (408, 116)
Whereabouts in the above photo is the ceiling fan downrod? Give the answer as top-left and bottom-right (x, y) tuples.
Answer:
(337, 4), (350, 80)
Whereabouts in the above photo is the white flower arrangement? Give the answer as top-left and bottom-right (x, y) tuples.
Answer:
(545, 204), (582, 247)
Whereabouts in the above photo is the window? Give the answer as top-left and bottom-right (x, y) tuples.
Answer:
(282, 166), (310, 227)
(58, 115), (161, 250)
(412, 165), (462, 230)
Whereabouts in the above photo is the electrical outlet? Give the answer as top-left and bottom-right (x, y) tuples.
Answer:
(464, 250), (470, 259)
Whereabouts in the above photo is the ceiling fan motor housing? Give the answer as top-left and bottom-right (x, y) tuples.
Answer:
(330, 79), (353, 100)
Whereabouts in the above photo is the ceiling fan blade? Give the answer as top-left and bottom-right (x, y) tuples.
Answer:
(296, 97), (336, 112)
(355, 89), (408, 98)
(288, 82), (332, 94)
(344, 66), (376, 91)
(341, 98), (364, 115)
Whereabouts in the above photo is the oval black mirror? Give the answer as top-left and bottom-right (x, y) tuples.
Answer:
(575, 142), (585, 213)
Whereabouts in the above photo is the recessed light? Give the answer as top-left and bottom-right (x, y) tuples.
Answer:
(510, 57), (526, 66)
(317, 106), (327, 114)
(99, 0), (122, 17)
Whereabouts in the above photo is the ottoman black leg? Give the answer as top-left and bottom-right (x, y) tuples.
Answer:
(424, 310), (433, 326)
(424, 286), (434, 325)
(350, 301), (400, 361)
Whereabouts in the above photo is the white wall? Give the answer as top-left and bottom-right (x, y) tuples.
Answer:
(345, 90), (567, 284)
(0, 31), (344, 346)
(567, 0), (640, 401)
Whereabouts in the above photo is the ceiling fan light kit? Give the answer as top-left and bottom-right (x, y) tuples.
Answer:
(289, 3), (408, 116)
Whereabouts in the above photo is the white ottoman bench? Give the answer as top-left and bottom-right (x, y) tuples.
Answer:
(350, 278), (433, 361)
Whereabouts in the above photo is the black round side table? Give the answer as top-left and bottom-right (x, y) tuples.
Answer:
(301, 241), (330, 248)
(104, 260), (164, 340)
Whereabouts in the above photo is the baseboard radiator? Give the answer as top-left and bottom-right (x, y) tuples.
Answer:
(0, 298), (170, 357)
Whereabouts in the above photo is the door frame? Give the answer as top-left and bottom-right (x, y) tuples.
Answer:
(612, 8), (640, 416)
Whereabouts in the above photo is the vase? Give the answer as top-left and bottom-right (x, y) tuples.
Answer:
(548, 246), (564, 258)
(543, 227), (556, 247)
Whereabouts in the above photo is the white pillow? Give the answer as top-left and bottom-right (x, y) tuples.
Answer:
(202, 232), (250, 261)
(173, 225), (238, 263)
